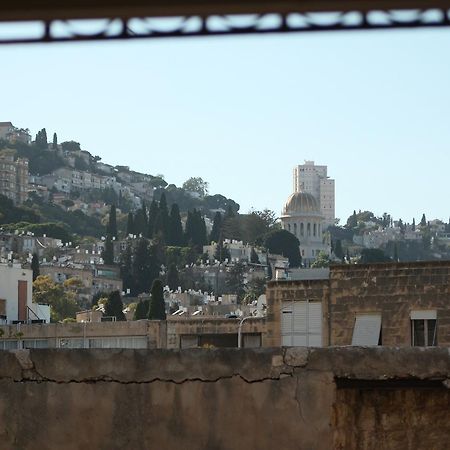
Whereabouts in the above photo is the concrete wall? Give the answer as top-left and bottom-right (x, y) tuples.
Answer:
(0, 347), (449, 450)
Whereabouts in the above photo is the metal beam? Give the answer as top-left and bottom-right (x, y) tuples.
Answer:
(2, 0), (450, 22)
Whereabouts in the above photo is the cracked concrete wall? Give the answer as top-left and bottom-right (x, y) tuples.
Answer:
(0, 347), (449, 450)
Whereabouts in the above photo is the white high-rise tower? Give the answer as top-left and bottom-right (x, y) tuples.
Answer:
(293, 161), (335, 228)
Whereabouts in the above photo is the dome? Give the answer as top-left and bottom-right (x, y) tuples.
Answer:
(283, 192), (320, 216)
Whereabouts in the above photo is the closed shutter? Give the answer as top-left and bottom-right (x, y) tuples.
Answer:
(281, 301), (323, 347)
(308, 302), (323, 347)
(351, 314), (382, 346)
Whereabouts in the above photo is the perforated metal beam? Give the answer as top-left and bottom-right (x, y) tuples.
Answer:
(2, 0), (450, 22)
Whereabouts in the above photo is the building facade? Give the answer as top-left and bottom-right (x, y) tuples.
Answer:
(266, 261), (450, 348)
(0, 264), (49, 325)
(293, 161), (335, 227)
(0, 155), (29, 204)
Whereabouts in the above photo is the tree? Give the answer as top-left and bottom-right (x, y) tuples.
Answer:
(102, 235), (114, 265)
(132, 238), (159, 295)
(106, 204), (117, 238)
(359, 248), (391, 263)
(166, 263), (180, 291)
(412, 218), (416, 231)
(225, 262), (246, 302)
(168, 203), (184, 246)
(346, 210), (358, 229)
(52, 133), (58, 149)
(311, 251), (330, 268)
(104, 290), (126, 321)
(133, 299), (149, 320)
(148, 279), (166, 320)
(264, 229), (302, 268)
(32, 275), (78, 322)
(147, 200), (159, 238)
(31, 253), (40, 281)
(209, 212), (222, 244)
(126, 212), (134, 236)
(92, 291), (108, 308)
(334, 239), (344, 259)
(119, 243), (134, 294)
(214, 239), (231, 263)
(134, 207), (147, 237)
(250, 247), (260, 264)
(154, 193), (169, 238)
(35, 128), (48, 149)
(184, 209), (207, 252)
(420, 214), (427, 227)
(182, 177), (209, 197)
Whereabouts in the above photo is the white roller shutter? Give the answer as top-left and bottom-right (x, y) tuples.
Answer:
(351, 314), (382, 346)
(281, 301), (323, 347)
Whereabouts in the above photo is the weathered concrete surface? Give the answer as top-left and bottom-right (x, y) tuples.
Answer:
(0, 347), (449, 450)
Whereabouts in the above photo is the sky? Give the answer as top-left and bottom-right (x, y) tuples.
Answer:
(1, 27), (450, 224)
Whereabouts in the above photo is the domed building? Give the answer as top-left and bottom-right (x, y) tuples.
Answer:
(281, 191), (330, 266)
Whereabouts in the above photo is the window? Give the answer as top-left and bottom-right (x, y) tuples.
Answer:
(351, 314), (382, 346)
(300, 223), (304, 236)
(411, 310), (437, 346)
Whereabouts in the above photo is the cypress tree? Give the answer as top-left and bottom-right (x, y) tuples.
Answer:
(132, 238), (159, 295)
(126, 212), (134, 236)
(420, 214), (427, 227)
(147, 200), (159, 239)
(250, 247), (259, 264)
(210, 212), (222, 244)
(412, 218), (416, 231)
(120, 243), (134, 294)
(104, 290), (126, 321)
(102, 235), (114, 265)
(166, 263), (180, 291)
(133, 299), (150, 320)
(52, 132), (58, 149)
(106, 204), (117, 238)
(148, 279), (166, 320)
(134, 208), (147, 237)
(155, 193), (169, 238)
(31, 253), (40, 281)
(168, 203), (184, 246)
(334, 239), (343, 259)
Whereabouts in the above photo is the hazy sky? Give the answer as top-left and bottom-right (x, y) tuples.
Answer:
(1, 28), (449, 224)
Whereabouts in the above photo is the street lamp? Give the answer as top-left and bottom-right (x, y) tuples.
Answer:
(237, 315), (253, 349)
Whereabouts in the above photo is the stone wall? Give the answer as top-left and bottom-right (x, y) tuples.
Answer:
(265, 278), (330, 346)
(0, 347), (449, 450)
(330, 261), (450, 346)
(266, 261), (450, 347)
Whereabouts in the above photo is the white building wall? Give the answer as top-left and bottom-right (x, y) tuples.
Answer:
(0, 264), (33, 323)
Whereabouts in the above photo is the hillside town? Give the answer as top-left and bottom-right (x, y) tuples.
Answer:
(0, 120), (448, 352)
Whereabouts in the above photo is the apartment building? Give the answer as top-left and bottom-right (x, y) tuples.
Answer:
(0, 154), (29, 204)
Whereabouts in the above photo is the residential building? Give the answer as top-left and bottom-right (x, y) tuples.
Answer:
(0, 122), (31, 144)
(293, 160), (335, 227)
(0, 154), (29, 204)
(0, 263), (49, 325)
(266, 260), (450, 348)
(0, 316), (265, 349)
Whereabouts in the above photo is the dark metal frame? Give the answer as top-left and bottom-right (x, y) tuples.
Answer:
(1, 9), (450, 44)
